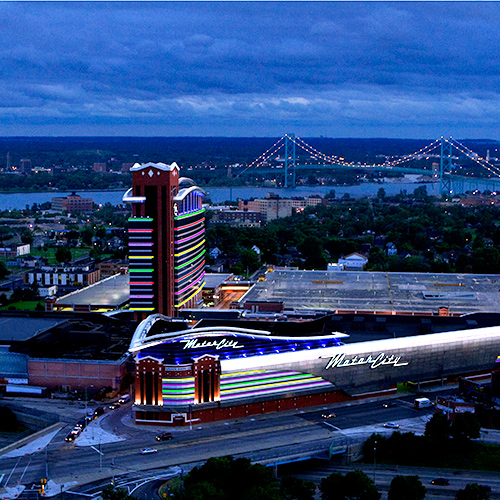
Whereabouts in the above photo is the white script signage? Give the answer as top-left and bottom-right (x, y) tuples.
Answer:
(182, 338), (243, 350)
(325, 352), (409, 370)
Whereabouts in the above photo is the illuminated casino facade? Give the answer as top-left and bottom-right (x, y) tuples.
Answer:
(129, 313), (500, 426)
(123, 162), (206, 320)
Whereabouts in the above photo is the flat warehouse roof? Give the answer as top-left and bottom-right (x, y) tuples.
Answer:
(57, 273), (130, 308)
(242, 271), (500, 314)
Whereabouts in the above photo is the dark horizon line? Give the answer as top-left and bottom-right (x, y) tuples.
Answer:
(0, 135), (495, 142)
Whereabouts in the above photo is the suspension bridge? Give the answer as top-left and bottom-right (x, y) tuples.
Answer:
(236, 134), (500, 194)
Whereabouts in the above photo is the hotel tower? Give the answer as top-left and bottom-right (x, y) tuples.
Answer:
(123, 162), (206, 321)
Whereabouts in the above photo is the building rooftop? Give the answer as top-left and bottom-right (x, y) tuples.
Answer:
(10, 313), (136, 361)
(241, 270), (500, 315)
(56, 273), (130, 310)
(204, 273), (233, 289)
(0, 314), (66, 342)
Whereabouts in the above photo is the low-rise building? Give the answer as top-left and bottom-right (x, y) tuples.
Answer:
(51, 192), (93, 213)
(238, 193), (325, 222)
(0, 244), (30, 258)
(338, 252), (368, 270)
(97, 259), (128, 277)
(24, 265), (100, 291)
(210, 209), (261, 227)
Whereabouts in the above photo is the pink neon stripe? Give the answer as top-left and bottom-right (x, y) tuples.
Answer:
(174, 218), (205, 231)
(174, 272), (205, 295)
(174, 262), (204, 282)
(176, 229), (204, 244)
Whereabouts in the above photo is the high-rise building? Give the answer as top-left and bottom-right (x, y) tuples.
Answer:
(123, 162), (206, 320)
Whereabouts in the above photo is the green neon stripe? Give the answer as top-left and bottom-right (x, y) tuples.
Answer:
(129, 218), (153, 222)
(130, 269), (154, 272)
(174, 208), (205, 220)
(174, 250), (206, 270)
(174, 282), (205, 308)
(162, 390), (195, 395)
(220, 374), (310, 389)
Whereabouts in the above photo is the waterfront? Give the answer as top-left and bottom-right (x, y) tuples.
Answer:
(0, 181), (439, 210)
(1, 176), (499, 210)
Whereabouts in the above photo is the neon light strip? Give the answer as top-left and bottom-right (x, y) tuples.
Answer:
(130, 269), (154, 272)
(174, 239), (204, 257)
(220, 376), (325, 394)
(130, 308), (155, 311)
(175, 281), (205, 308)
(221, 372), (304, 385)
(129, 218), (153, 221)
(162, 392), (195, 397)
(129, 229), (153, 233)
(131, 282), (154, 285)
(129, 243), (154, 247)
(221, 380), (331, 399)
(174, 208), (204, 220)
(130, 256), (154, 259)
(174, 250), (205, 270)
(130, 295), (154, 299)
(162, 399), (195, 404)
(174, 262), (205, 282)
(176, 229), (204, 245)
(175, 272), (205, 295)
(221, 375), (315, 391)
(175, 218), (205, 231)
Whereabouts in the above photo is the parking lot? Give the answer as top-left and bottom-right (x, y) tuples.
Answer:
(242, 270), (500, 314)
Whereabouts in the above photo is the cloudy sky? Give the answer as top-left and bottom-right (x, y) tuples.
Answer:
(1, 1), (499, 138)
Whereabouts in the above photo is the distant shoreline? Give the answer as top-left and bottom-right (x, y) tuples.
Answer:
(0, 188), (128, 194)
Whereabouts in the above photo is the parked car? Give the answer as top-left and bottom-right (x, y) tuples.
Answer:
(156, 432), (173, 441)
(383, 422), (399, 429)
(140, 448), (157, 455)
(431, 478), (450, 486)
(382, 402), (397, 408)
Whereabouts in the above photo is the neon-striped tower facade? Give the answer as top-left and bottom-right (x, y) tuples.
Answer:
(123, 162), (206, 320)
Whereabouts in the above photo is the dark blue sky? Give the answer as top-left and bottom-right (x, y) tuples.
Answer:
(1, 2), (498, 138)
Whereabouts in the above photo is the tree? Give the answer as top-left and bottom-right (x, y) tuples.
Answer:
(455, 483), (490, 500)
(377, 188), (386, 200)
(0, 261), (10, 280)
(320, 470), (380, 500)
(55, 246), (72, 263)
(101, 485), (137, 500)
(388, 475), (426, 500)
(425, 412), (450, 441)
(179, 456), (281, 500)
(280, 476), (315, 500)
(451, 412), (481, 441)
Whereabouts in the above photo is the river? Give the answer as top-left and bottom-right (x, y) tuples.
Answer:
(0, 177), (497, 210)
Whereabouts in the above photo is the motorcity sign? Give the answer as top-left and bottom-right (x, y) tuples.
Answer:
(325, 352), (409, 370)
(182, 338), (243, 350)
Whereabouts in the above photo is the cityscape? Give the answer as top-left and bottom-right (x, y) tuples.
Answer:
(1, 2), (500, 500)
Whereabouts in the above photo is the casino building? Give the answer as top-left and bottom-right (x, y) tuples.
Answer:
(129, 312), (500, 426)
(123, 162), (206, 320)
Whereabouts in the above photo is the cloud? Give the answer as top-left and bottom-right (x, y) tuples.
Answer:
(0, 2), (499, 137)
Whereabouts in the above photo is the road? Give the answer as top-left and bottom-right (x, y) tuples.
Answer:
(0, 392), (497, 499)
(282, 462), (500, 500)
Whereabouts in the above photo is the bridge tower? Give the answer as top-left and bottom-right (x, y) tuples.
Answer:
(440, 137), (453, 194)
(284, 133), (296, 188)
